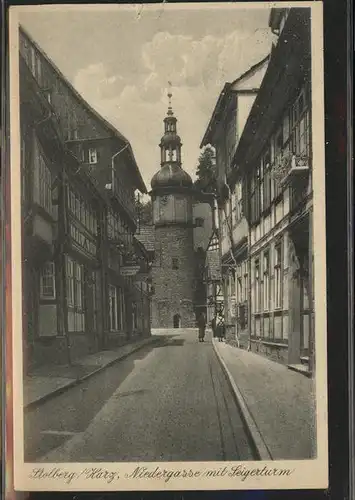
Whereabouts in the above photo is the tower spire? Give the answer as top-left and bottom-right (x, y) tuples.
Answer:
(167, 81), (173, 116)
(159, 81), (182, 166)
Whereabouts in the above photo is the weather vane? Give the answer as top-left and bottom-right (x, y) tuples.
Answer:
(167, 81), (173, 113)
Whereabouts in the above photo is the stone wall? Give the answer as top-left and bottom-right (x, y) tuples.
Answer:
(249, 339), (289, 365)
(152, 225), (196, 328)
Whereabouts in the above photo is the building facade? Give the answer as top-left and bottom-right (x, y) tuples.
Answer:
(230, 8), (313, 374)
(243, 8), (313, 373)
(19, 27), (149, 370)
(204, 228), (224, 325)
(200, 56), (269, 347)
(192, 196), (214, 319)
(150, 93), (196, 329)
(199, 8), (314, 374)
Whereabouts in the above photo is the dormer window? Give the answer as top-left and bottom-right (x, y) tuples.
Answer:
(88, 148), (98, 164)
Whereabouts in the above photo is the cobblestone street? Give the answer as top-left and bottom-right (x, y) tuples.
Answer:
(25, 330), (255, 463)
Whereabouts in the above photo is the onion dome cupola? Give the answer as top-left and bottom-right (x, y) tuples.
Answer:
(151, 84), (192, 191)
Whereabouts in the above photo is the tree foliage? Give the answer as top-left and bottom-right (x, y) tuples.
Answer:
(135, 197), (153, 225)
(194, 146), (217, 194)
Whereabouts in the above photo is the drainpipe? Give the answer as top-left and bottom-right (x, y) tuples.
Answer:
(247, 175), (252, 351)
(111, 144), (129, 192)
(108, 143), (130, 341)
(59, 170), (71, 366)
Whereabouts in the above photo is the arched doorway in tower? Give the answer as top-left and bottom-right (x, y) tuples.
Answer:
(173, 314), (181, 328)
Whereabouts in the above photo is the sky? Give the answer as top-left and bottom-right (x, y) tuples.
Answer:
(18, 4), (275, 193)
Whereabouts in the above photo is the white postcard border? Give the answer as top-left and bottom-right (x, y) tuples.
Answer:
(9, 1), (328, 491)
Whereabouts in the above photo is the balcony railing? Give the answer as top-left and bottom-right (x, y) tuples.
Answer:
(271, 153), (310, 187)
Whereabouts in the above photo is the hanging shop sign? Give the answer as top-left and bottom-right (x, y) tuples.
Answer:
(123, 254), (140, 266)
(120, 265), (141, 276)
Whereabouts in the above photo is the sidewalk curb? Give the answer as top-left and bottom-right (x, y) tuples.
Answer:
(25, 336), (160, 411)
(212, 339), (273, 461)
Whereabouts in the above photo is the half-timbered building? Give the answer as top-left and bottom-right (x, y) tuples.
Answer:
(19, 26), (149, 369)
(231, 8), (314, 374)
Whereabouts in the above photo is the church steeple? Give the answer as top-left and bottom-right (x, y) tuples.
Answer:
(167, 84), (173, 116)
(159, 83), (182, 166)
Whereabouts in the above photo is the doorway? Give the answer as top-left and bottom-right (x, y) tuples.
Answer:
(173, 314), (181, 328)
(288, 217), (312, 366)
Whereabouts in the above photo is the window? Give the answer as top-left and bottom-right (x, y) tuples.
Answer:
(74, 262), (83, 310)
(232, 181), (243, 224)
(250, 167), (261, 224)
(263, 150), (272, 211)
(223, 200), (232, 239)
(243, 264), (248, 304)
(292, 108), (310, 156)
(91, 272), (97, 331)
(88, 148), (98, 164)
(274, 244), (282, 308)
(66, 257), (74, 307)
(237, 265), (243, 303)
(250, 147), (272, 224)
(230, 271), (236, 296)
(35, 148), (53, 215)
(286, 86), (310, 157)
(195, 217), (204, 228)
(165, 149), (170, 162)
(263, 251), (270, 311)
(68, 188), (97, 235)
(107, 211), (123, 243)
(254, 259), (260, 312)
(109, 285), (118, 331)
(40, 262), (56, 299)
(237, 261), (248, 303)
(117, 287), (125, 330)
(172, 258), (179, 270)
(66, 256), (85, 332)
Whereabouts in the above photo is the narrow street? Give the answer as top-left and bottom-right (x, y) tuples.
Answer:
(24, 329), (255, 463)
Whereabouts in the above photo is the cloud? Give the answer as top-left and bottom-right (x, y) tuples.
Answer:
(139, 29), (275, 93)
(73, 26), (274, 188)
(74, 62), (127, 101)
(141, 31), (222, 91)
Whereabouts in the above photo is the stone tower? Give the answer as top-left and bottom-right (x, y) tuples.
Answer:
(150, 87), (195, 329)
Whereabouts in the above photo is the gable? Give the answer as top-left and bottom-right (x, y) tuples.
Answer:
(231, 57), (269, 92)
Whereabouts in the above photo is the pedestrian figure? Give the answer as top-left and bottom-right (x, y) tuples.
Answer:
(211, 316), (217, 338)
(198, 312), (206, 342)
(217, 314), (225, 342)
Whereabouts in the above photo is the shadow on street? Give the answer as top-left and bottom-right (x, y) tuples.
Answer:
(24, 335), (171, 461)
